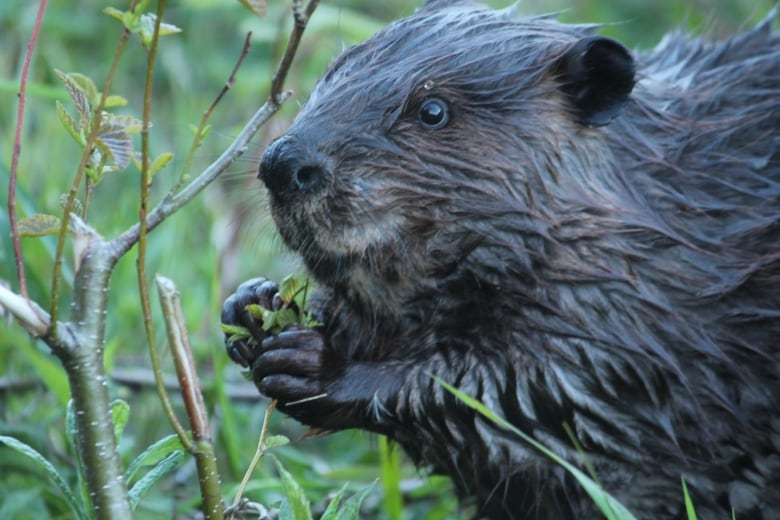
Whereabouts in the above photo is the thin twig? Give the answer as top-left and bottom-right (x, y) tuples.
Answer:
(0, 284), (48, 335)
(269, 0), (319, 103)
(136, 0), (191, 448)
(156, 275), (223, 520)
(174, 30), (254, 192)
(8, 0), (48, 299)
(229, 400), (278, 516)
(109, 0), (321, 261)
(49, 23), (133, 337)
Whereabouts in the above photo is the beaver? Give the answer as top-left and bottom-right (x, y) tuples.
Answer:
(222, 1), (780, 518)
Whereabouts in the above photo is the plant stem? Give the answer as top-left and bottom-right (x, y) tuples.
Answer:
(136, 0), (191, 448)
(49, 23), (132, 337)
(156, 275), (223, 519)
(55, 216), (131, 519)
(8, 0), (48, 299)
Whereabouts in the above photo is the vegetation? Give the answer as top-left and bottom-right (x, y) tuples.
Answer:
(0, 1), (773, 518)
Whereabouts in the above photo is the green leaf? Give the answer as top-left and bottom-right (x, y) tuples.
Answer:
(274, 308), (300, 330)
(379, 436), (402, 520)
(125, 434), (186, 485)
(111, 399), (130, 445)
(148, 152), (174, 178)
(245, 303), (265, 321)
(104, 95), (128, 108)
(279, 274), (300, 304)
(189, 123), (212, 139)
(137, 13), (182, 48)
(95, 129), (133, 171)
(320, 484), (349, 520)
(334, 481), (376, 520)
(272, 455), (312, 520)
(103, 7), (124, 22)
(219, 323), (252, 343)
(54, 70), (93, 120)
(238, 0), (267, 17)
(128, 450), (186, 509)
(265, 435), (290, 449)
(105, 113), (144, 135)
(0, 435), (88, 520)
(260, 307), (278, 332)
(56, 100), (84, 145)
(18, 214), (61, 237)
(435, 378), (638, 520)
(682, 478), (698, 520)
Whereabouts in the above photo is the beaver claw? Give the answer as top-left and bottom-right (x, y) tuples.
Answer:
(221, 277), (281, 367)
(253, 327), (329, 404)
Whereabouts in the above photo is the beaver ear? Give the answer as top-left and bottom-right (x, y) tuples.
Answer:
(554, 36), (636, 127)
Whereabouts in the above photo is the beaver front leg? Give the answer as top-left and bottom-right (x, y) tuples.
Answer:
(222, 278), (400, 433)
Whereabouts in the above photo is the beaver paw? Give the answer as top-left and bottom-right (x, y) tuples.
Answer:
(221, 277), (283, 367)
(252, 327), (330, 404)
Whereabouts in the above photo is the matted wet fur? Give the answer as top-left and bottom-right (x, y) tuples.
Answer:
(223, 1), (780, 518)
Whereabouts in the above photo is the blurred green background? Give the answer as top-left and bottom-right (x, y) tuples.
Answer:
(0, 0), (775, 518)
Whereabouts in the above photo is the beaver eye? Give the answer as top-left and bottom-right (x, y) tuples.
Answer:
(417, 97), (450, 130)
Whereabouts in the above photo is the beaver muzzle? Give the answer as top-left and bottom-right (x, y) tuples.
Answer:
(258, 134), (330, 199)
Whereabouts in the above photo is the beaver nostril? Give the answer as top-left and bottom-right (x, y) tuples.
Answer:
(294, 164), (326, 192)
(259, 135), (328, 197)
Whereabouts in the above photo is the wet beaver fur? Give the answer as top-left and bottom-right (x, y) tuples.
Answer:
(223, 1), (780, 518)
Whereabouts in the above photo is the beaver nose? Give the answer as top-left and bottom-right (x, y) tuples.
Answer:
(258, 135), (328, 197)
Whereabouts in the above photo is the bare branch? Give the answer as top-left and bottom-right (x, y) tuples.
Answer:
(270, 0), (320, 103)
(156, 275), (223, 520)
(109, 92), (290, 261)
(0, 284), (49, 336)
(8, 0), (49, 298)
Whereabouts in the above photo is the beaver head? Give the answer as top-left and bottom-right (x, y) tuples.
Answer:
(258, 2), (635, 311)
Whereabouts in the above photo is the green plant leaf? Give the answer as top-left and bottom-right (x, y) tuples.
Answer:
(56, 100), (84, 145)
(18, 214), (61, 238)
(272, 454), (312, 520)
(334, 480), (376, 520)
(104, 95), (128, 108)
(148, 152), (174, 178)
(0, 435), (88, 520)
(95, 129), (133, 171)
(238, 0), (267, 17)
(111, 399), (130, 445)
(379, 436), (402, 520)
(125, 434), (187, 485)
(435, 378), (637, 520)
(128, 449), (186, 509)
(682, 478), (698, 520)
(265, 435), (290, 449)
(279, 274), (300, 303)
(320, 483), (349, 520)
(54, 70), (93, 121)
(219, 323), (252, 343)
(15, 338), (69, 404)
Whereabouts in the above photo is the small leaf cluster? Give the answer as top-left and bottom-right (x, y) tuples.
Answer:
(272, 455), (375, 520)
(221, 274), (321, 346)
(104, 1), (182, 50)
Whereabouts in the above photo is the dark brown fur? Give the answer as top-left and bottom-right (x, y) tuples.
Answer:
(223, 2), (780, 518)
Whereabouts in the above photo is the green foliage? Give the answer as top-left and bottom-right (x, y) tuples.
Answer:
(104, 2), (182, 49)
(0, 435), (89, 520)
(379, 436), (403, 520)
(274, 454), (313, 520)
